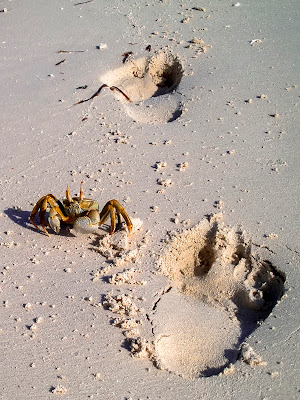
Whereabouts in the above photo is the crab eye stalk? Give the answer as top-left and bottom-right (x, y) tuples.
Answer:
(79, 181), (84, 202)
(66, 186), (73, 203)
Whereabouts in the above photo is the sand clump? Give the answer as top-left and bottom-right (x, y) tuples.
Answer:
(130, 337), (154, 359)
(112, 317), (142, 330)
(50, 385), (68, 395)
(109, 268), (147, 286)
(103, 293), (141, 317)
(91, 218), (146, 280)
(96, 218), (149, 340)
(240, 343), (267, 367)
(103, 292), (144, 339)
(96, 218), (144, 253)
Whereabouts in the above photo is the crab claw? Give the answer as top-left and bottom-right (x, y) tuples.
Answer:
(30, 194), (73, 236)
(73, 210), (101, 233)
(48, 208), (61, 233)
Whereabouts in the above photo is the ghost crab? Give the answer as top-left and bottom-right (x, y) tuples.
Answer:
(30, 182), (132, 236)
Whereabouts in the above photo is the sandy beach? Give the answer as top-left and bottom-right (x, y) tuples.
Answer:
(1, 0), (299, 399)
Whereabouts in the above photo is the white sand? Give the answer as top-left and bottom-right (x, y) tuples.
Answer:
(1, 0), (300, 399)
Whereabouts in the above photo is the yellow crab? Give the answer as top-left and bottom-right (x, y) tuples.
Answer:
(30, 182), (132, 236)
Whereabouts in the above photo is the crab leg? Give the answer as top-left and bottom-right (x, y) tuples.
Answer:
(39, 197), (50, 235)
(99, 199), (133, 235)
(99, 202), (114, 235)
(114, 200), (133, 234)
(30, 195), (58, 235)
(30, 196), (49, 232)
(30, 194), (73, 236)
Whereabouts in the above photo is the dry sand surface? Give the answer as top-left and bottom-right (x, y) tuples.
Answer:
(1, 0), (300, 399)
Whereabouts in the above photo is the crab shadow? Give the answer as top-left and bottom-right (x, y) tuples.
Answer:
(4, 208), (35, 233)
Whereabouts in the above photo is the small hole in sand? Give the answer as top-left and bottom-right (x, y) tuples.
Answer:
(194, 226), (218, 276)
(147, 52), (183, 97)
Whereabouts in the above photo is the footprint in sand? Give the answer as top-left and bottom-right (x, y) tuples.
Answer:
(152, 214), (285, 378)
(100, 49), (184, 123)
